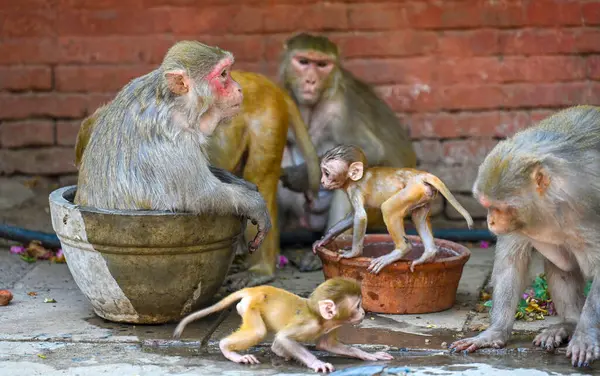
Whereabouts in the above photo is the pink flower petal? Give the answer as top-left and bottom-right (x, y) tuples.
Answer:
(9, 246), (25, 255)
(480, 241), (490, 249)
(277, 255), (289, 268)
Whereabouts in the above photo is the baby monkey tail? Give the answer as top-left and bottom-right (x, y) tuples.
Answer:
(422, 174), (474, 229)
(173, 289), (248, 339)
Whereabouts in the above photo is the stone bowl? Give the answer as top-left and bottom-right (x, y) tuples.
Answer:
(316, 234), (471, 314)
(49, 185), (243, 324)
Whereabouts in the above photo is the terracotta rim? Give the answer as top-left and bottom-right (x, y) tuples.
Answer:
(316, 233), (471, 272)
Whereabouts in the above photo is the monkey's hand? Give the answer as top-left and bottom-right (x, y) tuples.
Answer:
(409, 246), (438, 272)
(247, 201), (272, 253)
(280, 164), (309, 193)
(449, 330), (507, 353)
(337, 246), (363, 261)
(312, 237), (333, 254)
(566, 329), (600, 367)
(352, 349), (394, 361)
(307, 359), (334, 373)
(533, 322), (575, 352)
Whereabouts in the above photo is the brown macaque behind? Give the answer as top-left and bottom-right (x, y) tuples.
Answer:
(449, 106), (600, 369)
(173, 277), (393, 373)
(75, 40), (271, 252)
(313, 145), (473, 274)
(277, 33), (417, 271)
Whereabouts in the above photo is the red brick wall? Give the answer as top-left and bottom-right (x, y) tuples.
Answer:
(1, 0), (599, 224)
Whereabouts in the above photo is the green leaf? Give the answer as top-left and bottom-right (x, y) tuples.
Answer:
(585, 280), (592, 297)
(483, 300), (493, 307)
(20, 255), (36, 263)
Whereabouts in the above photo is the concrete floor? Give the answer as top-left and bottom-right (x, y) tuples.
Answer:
(0, 177), (591, 375)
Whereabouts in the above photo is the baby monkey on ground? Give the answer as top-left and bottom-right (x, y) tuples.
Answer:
(313, 145), (473, 274)
(173, 277), (392, 373)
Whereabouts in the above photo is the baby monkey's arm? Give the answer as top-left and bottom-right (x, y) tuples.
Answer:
(316, 331), (393, 361)
(338, 190), (367, 259)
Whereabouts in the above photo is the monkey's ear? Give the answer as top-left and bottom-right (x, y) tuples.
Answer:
(348, 162), (364, 181)
(531, 164), (550, 195)
(318, 299), (337, 320)
(164, 70), (190, 95)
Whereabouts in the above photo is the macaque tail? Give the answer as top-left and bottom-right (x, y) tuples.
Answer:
(172, 289), (248, 339)
(422, 175), (474, 229)
(285, 95), (321, 194)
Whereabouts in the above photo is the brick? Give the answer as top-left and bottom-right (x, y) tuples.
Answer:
(406, 1), (525, 29)
(56, 120), (82, 146)
(499, 28), (600, 55)
(529, 110), (556, 124)
(435, 85), (506, 111)
(0, 0), (57, 10)
(436, 30), (499, 57)
(193, 35), (264, 62)
(413, 140), (442, 164)
(58, 35), (174, 64)
(523, 0), (583, 27)
(344, 58), (434, 85)
(0, 120), (55, 148)
(583, 2), (600, 25)
(409, 111), (530, 139)
(587, 83), (600, 104)
(263, 4), (348, 32)
(169, 6), (263, 34)
(0, 66), (52, 91)
(264, 34), (291, 61)
(0, 148), (77, 175)
(0, 11), (57, 38)
(588, 56), (600, 80)
(445, 194), (487, 220)
(86, 93), (116, 114)
(55, 65), (154, 92)
(418, 163), (479, 192)
(0, 38), (58, 65)
(375, 84), (436, 113)
(0, 93), (88, 120)
(334, 31), (438, 58)
(57, 9), (171, 36)
(347, 3), (409, 30)
(441, 139), (498, 166)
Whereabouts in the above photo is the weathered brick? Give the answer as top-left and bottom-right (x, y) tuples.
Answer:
(413, 140), (442, 164)
(334, 31), (438, 58)
(0, 147), (77, 175)
(375, 84), (436, 113)
(445, 193), (487, 220)
(344, 58), (434, 85)
(529, 110), (556, 124)
(169, 6), (263, 35)
(55, 65), (154, 92)
(499, 28), (600, 55)
(0, 93), (88, 120)
(347, 3), (408, 30)
(58, 35), (174, 64)
(441, 139), (498, 166)
(418, 163), (479, 192)
(588, 83), (600, 104)
(56, 120), (82, 146)
(0, 66), (52, 91)
(57, 9), (171, 36)
(436, 30), (499, 57)
(263, 3), (348, 32)
(0, 0), (57, 10)
(0, 120), (55, 148)
(86, 93), (116, 114)
(0, 11), (57, 38)
(58, 0), (143, 9)
(523, 0), (583, 27)
(193, 35), (264, 62)
(0, 38), (58, 65)
(436, 56), (586, 84)
(583, 2), (600, 25)
(409, 111), (530, 139)
(588, 56), (600, 80)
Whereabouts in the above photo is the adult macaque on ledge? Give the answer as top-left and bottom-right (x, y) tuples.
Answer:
(277, 32), (417, 272)
(450, 106), (600, 369)
(75, 40), (271, 254)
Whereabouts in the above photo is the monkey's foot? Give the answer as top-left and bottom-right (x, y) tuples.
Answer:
(533, 322), (575, 352)
(449, 330), (507, 353)
(566, 330), (600, 367)
(271, 343), (291, 361)
(410, 247), (438, 272)
(367, 249), (406, 275)
(283, 248), (323, 272)
(337, 249), (362, 260)
(224, 271), (274, 292)
(308, 359), (335, 373)
(226, 352), (261, 365)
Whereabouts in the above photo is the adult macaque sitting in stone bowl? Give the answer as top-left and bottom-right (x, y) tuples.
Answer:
(49, 40), (271, 324)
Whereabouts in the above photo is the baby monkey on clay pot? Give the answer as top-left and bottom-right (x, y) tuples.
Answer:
(312, 145), (474, 274)
(173, 277), (393, 373)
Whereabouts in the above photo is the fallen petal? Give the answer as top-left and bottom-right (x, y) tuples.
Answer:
(9, 246), (25, 255)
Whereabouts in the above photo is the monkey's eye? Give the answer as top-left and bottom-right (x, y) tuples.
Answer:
(220, 70), (227, 78)
(324, 171), (330, 177)
(298, 59), (309, 65)
(317, 61), (328, 68)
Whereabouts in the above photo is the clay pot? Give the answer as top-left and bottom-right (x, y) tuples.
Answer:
(316, 234), (471, 314)
(0, 290), (13, 306)
(49, 186), (243, 324)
